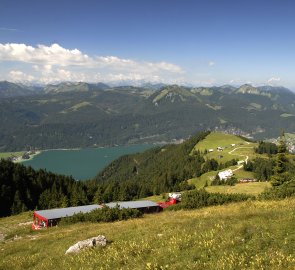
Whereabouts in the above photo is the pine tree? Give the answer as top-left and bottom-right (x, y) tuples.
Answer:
(271, 132), (289, 186)
(93, 187), (103, 204)
(61, 195), (69, 208)
(11, 191), (26, 214)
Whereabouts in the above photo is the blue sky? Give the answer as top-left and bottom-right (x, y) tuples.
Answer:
(0, 0), (294, 88)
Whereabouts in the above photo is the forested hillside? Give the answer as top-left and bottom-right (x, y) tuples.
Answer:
(92, 131), (210, 201)
(0, 131), (208, 217)
(0, 131), (214, 216)
(1, 131), (295, 218)
(0, 159), (89, 217)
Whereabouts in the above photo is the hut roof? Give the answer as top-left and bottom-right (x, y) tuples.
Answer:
(105, 200), (159, 209)
(34, 200), (159, 220)
(34, 204), (102, 220)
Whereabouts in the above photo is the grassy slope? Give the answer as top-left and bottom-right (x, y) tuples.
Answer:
(1, 199), (295, 270)
(205, 182), (271, 196)
(192, 132), (258, 163)
(189, 132), (271, 194)
(0, 152), (24, 159)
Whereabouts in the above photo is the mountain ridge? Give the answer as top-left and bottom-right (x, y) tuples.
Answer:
(1, 80), (294, 98)
(1, 82), (295, 151)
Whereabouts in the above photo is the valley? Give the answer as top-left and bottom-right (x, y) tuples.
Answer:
(1, 82), (295, 151)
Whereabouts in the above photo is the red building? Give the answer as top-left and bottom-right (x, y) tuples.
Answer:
(32, 200), (162, 230)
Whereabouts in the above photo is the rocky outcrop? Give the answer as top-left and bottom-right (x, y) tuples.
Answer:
(65, 235), (107, 254)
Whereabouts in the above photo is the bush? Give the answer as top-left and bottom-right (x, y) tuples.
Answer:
(60, 205), (143, 225)
(211, 176), (238, 186)
(167, 189), (254, 211)
(259, 180), (295, 200)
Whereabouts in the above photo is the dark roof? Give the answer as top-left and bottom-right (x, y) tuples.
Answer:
(34, 200), (159, 220)
(34, 204), (102, 220)
(105, 200), (159, 209)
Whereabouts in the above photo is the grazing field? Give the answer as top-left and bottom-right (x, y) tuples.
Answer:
(188, 171), (217, 188)
(192, 132), (258, 163)
(188, 167), (255, 189)
(1, 199), (294, 269)
(188, 132), (262, 189)
(193, 132), (248, 152)
(205, 182), (271, 196)
(0, 152), (24, 159)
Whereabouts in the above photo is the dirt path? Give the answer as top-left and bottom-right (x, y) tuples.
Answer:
(228, 146), (253, 172)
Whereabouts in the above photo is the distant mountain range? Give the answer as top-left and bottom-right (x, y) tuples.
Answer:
(0, 80), (293, 97)
(0, 81), (295, 151)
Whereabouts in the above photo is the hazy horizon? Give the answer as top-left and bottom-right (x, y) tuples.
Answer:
(1, 0), (295, 88)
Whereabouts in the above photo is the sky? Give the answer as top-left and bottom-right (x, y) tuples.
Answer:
(0, 0), (295, 88)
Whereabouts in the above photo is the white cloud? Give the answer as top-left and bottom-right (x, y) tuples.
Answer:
(0, 43), (184, 84)
(208, 61), (215, 67)
(8, 70), (35, 82)
(0, 43), (93, 67)
(267, 77), (281, 83)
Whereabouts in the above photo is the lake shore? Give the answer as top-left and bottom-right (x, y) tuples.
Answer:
(18, 144), (154, 180)
(16, 151), (42, 163)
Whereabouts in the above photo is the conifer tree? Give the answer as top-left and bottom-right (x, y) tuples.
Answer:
(11, 191), (26, 214)
(271, 132), (289, 186)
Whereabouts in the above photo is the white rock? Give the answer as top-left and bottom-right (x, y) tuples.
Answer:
(65, 235), (107, 254)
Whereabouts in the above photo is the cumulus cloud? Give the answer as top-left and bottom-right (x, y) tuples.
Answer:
(0, 43), (184, 84)
(0, 43), (93, 66)
(8, 70), (35, 82)
(267, 77), (281, 83)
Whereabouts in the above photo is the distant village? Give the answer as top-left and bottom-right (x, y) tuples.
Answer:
(267, 135), (295, 154)
(8, 150), (39, 162)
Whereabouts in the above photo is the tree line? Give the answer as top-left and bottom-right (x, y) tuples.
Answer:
(0, 159), (89, 217)
(0, 131), (209, 217)
(1, 130), (295, 218)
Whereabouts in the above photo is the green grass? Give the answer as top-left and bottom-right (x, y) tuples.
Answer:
(188, 171), (217, 188)
(280, 113), (295, 118)
(205, 182), (271, 196)
(233, 168), (254, 179)
(249, 102), (262, 109)
(140, 194), (165, 202)
(192, 132), (258, 163)
(188, 166), (256, 189)
(0, 152), (24, 159)
(285, 133), (295, 139)
(189, 132), (263, 190)
(193, 132), (247, 152)
(1, 199), (294, 269)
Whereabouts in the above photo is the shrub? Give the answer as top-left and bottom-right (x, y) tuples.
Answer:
(259, 180), (295, 200)
(211, 176), (238, 186)
(167, 189), (254, 211)
(60, 205), (143, 225)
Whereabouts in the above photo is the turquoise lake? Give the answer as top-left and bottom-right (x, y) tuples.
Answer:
(22, 144), (154, 180)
